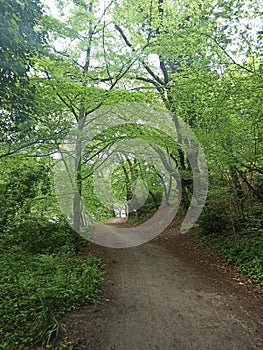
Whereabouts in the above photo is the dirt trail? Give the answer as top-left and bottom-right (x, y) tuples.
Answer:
(62, 223), (263, 350)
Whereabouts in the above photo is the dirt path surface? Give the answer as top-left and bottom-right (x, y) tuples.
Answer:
(103, 218), (128, 224)
(62, 221), (263, 350)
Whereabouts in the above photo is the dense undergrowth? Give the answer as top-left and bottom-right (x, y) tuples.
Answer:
(198, 187), (263, 285)
(200, 233), (263, 284)
(0, 219), (104, 350)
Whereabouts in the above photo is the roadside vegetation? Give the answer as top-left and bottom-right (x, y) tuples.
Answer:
(0, 156), (103, 349)
(0, 216), (103, 349)
(0, 247), (103, 349)
(199, 181), (263, 284)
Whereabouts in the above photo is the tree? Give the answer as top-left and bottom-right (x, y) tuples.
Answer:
(0, 155), (52, 229)
(0, 0), (44, 81)
(0, 0), (47, 158)
(4, 0), (260, 233)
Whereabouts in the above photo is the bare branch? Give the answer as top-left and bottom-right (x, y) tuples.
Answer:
(135, 76), (164, 94)
(110, 59), (137, 90)
(114, 24), (164, 86)
(114, 24), (133, 47)
(52, 48), (85, 69)
(102, 20), (114, 85)
(81, 140), (116, 165)
(0, 139), (55, 159)
(207, 35), (254, 73)
(93, 1), (114, 33)
(159, 57), (169, 85)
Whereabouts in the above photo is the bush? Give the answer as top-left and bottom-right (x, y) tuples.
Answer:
(199, 194), (263, 284)
(198, 200), (230, 234)
(254, 174), (263, 200)
(0, 249), (104, 349)
(198, 187), (233, 235)
(201, 233), (263, 284)
(198, 183), (246, 235)
(3, 216), (85, 254)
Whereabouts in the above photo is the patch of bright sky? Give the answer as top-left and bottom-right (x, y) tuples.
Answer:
(41, 0), (70, 19)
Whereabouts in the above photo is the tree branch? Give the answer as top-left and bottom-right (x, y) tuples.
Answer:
(207, 35), (254, 73)
(45, 70), (80, 121)
(114, 24), (164, 86)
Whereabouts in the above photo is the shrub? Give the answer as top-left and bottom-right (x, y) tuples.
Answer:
(3, 216), (85, 254)
(199, 189), (263, 284)
(198, 186), (233, 235)
(198, 200), (230, 234)
(254, 174), (263, 200)
(200, 232), (263, 284)
(198, 183), (246, 235)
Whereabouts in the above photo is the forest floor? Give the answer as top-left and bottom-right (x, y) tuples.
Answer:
(58, 217), (263, 350)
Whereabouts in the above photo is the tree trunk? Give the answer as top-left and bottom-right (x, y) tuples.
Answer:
(73, 116), (85, 233)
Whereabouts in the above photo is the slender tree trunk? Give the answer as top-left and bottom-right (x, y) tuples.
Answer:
(229, 165), (245, 221)
(73, 1), (94, 232)
(73, 115), (85, 232)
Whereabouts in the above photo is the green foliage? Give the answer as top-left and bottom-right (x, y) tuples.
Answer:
(254, 174), (263, 200)
(201, 233), (263, 284)
(198, 202), (229, 234)
(0, 155), (103, 349)
(0, 0), (46, 154)
(0, 3), (262, 347)
(0, 249), (103, 349)
(0, 0), (44, 78)
(200, 198), (263, 284)
(220, 237), (262, 283)
(198, 186), (233, 234)
(2, 215), (84, 254)
(0, 156), (53, 229)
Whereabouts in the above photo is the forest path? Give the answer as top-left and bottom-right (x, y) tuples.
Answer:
(61, 221), (263, 350)
(103, 218), (128, 224)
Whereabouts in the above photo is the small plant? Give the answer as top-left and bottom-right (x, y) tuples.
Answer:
(0, 250), (104, 349)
